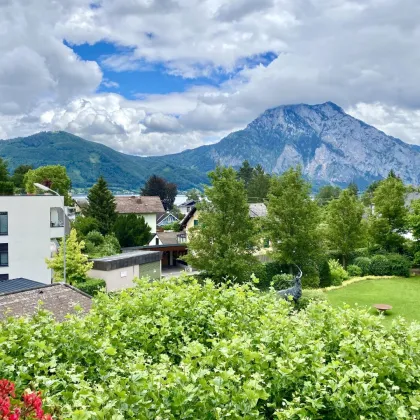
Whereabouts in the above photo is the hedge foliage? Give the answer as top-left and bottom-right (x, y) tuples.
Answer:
(74, 278), (106, 296)
(328, 259), (349, 286)
(347, 264), (363, 277)
(353, 254), (411, 278)
(1, 277), (420, 418)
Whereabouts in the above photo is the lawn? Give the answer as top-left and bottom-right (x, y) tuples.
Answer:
(326, 277), (420, 325)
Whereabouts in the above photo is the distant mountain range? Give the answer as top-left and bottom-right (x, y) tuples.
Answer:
(1, 102), (420, 191)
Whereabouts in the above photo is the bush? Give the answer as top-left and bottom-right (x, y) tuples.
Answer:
(328, 259), (349, 286)
(354, 256), (372, 276)
(295, 289), (327, 310)
(1, 277), (420, 418)
(0, 181), (14, 195)
(370, 255), (391, 276)
(319, 259), (332, 287)
(271, 273), (294, 290)
(252, 262), (290, 290)
(347, 264), (362, 277)
(387, 253), (411, 277)
(73, 216), (100, 238)
(85, 230), (104, 246)
(348, 247), (369, 263)
(75, 278), (106, 296)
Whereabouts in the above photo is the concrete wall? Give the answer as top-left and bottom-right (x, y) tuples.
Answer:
(0, 195), (64, 284)
(89, 260), (162, 292)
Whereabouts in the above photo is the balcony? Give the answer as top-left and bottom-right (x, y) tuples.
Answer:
(50, 207), (65, 239)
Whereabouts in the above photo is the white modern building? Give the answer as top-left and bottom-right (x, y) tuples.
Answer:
(0, 195), (65, 284)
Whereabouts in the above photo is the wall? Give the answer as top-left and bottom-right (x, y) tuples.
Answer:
(143, 213), (157, 233)
(89, 260), (161, 292)
(185, 211), (200, 242)
(0, 195), (64, 284)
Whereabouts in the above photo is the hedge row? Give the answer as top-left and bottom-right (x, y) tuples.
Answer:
(74, 278), (106, 296)
(353, 254), (411, 277)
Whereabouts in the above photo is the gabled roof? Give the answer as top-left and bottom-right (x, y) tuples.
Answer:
(0, 283), (92, 322)
(157, 212), (179, 224)
(115, 196), (165, 214)
(249, 203), (267, 218)
(154, 231), (180, 245)
(0, 278), (46, 295)
(180, 206), (197, 229)
(179, 199), (196, 207)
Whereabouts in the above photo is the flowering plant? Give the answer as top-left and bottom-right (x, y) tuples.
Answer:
(0, 380), (51, 420)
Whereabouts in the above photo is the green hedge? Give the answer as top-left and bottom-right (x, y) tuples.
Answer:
(0, 181), (14, 196)
(347, 264), (362, 277)
(387, 253), (411, 277)
(353, 257), (372, 276)
(1, 277), (420, 418)
(75, 278), (106, 296)
(295, 289), (327, 310)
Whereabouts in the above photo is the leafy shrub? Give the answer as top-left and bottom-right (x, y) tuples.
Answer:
(387, 253), (411, 277)
(75, 278), (106, 296)
(0, 181), (14, 195)
(370, 255), (391, 276)
(301, 270), (320, 289)
(319, 259), (332, 287)
(1, 277), (420, 418)
(271, 273), (294, 290)
(72, 216), (100, 239)
(328, 259), (349, 286)
(347, 264), (362, 277)
(252, 262), (290, 290)
(295, 289), (327, 310)
(354, 256), (372, 276)
(85, 230), (104, 246)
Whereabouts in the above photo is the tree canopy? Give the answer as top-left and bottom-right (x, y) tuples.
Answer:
(25, 165), (72, 204)
(185, 166), (258, 282)
(141, 175), (178, 210)
(266, 167), (322, 269)
(326, 189), (364, 267)
(113, 214), (152, 248)
(237, 160), (254, 188)
(85, 176), (117, 235)
(45, 229), (93, 284)
(247, 164), (271, 203)
(315, 185), (341, 206)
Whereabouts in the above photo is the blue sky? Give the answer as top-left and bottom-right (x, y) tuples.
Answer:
(1, 0), (420, 156)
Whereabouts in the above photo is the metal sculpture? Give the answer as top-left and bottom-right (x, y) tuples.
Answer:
(278, 265), (302, 302)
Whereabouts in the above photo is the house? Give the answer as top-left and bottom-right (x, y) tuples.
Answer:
(0, 281), (92, 321)
(178, 200), (196, 216)
(149, 231), (186, 246)
(89, 250), (162, 291)
(0, 195), (66, 284)
(157, 212), (179, 227)
(115, 196), (165, 233)
(249, 203), (268, 218)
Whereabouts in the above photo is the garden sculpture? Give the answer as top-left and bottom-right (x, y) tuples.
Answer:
(278, 265), (302, 302)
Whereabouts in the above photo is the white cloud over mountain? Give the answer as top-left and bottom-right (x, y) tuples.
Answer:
(1, 0), (420, 155)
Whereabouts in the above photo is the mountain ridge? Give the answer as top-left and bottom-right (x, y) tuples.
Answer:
(1, 102), (419, 191)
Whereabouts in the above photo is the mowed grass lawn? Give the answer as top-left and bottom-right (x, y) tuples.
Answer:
(326, 277), (420, 325)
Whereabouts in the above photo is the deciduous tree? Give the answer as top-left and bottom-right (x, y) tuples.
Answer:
(46, 229), (93, 284)
(326, 189), (364, 267)
(25, 165), (72, 204)
(186, 166), (258, 282)
(247, 164), (270, 203)
(141, 175), (178, 210)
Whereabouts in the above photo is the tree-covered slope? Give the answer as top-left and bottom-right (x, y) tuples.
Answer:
(0, 131), (207, 191)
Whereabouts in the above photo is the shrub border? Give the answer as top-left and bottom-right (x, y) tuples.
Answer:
(320, 275), (397, 292)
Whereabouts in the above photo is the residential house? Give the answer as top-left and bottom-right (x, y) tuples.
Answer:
(89, 250), (162, 291)
(0, 280), (92, 321)
(178, 199), (196, 216)
(0, 195), (66, 284)
(157, 212), (180, 227)
(115, 196), (165, 233)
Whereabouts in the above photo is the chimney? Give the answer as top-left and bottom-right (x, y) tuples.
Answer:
(136, 197), (142, 204)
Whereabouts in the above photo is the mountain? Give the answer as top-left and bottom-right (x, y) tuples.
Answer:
(0, 131), (207, 192)
(165, 101), (420, 188)
(1, 102), (420, 191)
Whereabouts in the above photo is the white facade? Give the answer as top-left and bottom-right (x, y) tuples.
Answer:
(0, 195), (65, 284)
(142, 213), (157, 233)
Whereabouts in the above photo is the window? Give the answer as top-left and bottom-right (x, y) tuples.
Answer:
(0, 274), (8, 280)
(0, 213), (7, 235)
(155, 238), (159, 245)
(0, 244), (8, 267)
(194, 219), (199, 226)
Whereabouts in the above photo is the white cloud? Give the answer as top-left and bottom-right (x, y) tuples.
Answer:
(2, 0), (420, 155)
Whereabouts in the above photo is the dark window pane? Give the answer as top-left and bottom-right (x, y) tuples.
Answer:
(0, 212), (7, 235)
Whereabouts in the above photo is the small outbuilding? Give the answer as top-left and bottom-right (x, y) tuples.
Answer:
(89, 251), (162, 292)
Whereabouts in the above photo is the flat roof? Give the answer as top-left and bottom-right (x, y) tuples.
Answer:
(91, 250), (162, 271)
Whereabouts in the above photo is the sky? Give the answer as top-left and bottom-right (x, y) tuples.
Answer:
(1, 0), (420, 156)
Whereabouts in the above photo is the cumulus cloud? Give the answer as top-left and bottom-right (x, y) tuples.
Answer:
(2, 0), (420, 155)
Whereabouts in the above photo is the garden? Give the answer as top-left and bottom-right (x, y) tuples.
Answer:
(1, 276), (420, 419)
